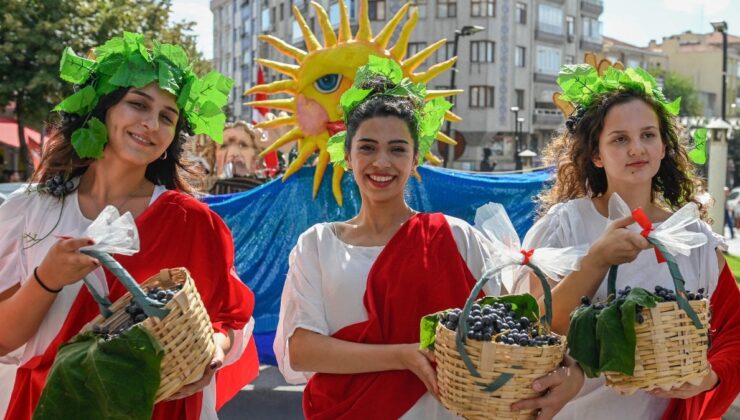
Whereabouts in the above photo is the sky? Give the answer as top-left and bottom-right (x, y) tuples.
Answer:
(170, 0), (740, 60)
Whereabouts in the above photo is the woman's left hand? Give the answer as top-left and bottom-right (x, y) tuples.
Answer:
(165, 336), (226, 401)
(510, 356), (585, 419)
(647, 369), (719, 399)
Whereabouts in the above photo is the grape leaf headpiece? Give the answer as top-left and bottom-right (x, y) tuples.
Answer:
(326, 55), (452, 168)
(54, 32), (234, 159)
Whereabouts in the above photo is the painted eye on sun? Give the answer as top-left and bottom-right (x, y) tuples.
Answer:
(315, 74), (342, 94)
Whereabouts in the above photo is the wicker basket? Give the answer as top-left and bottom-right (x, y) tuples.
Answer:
(604, 299), (710, 394)
(81, 266), (215, 402)
(435, 324), (566, 419)
(433, 263), (566, 420)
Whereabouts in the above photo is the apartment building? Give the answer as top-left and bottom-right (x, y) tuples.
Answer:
(212, 0), (604, 170)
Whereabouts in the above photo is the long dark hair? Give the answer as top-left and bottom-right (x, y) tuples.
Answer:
(538, 89), (705, 219)
(33, 87), (202, 195)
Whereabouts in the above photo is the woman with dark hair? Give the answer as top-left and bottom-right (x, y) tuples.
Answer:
(517, 64), (740, 419)
(0, 33), (258, 419)
(274, 56), (584, 420)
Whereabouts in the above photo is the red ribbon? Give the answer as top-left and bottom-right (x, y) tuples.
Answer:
(631, 207), (666, 263)
(520, 249), (534, 266)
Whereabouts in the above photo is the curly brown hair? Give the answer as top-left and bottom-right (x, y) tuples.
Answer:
(33, 87), (203, 195)
(537, 89), (706, 220)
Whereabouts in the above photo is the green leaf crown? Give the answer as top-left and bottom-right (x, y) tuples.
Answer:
(327, 55), (452, 168)
(556, 64), (681, 119)
(54, 32), (234, 159)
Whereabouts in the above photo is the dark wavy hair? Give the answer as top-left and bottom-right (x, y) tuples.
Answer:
(538, 89), (705, 219)
(344, 75), (421, 156)
(33, 86), (203, 195)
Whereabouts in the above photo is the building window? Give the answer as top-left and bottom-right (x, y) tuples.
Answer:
(411, 0), (428, 19)
(564, 54), (575, 64)
(261, 7), (271, 31)
(470, 86), (494, 108)
(566, 15), (575, 40)
(279, 2), (284, 20)
(436, 41), (454, 63)
(516, 2), (526, 24)
(538, 4), (563, 35)
(472, 0), (495, 17)
(536, 45), (561, 75)
(437, 0), (457, 18)
(407, 42), (428, 58)
(582, 16), (602, 42)
(330, 2), (340, 26)
(369, 0), (385, 20)
(516, 89), (525, 110)
(515, 46), (526, 67)
(470, 41), (495, 63)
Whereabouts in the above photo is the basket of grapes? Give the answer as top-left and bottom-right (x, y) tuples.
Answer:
(568, 204), (711, 395)
(419, 203), (584, 420)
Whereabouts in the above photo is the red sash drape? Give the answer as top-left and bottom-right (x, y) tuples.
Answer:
(302, 213), (482, 419)
(661, 263), (740, 420)
(5, 191), (258, 420)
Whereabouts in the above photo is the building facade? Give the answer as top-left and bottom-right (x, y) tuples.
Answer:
(211, 0), (604, 170)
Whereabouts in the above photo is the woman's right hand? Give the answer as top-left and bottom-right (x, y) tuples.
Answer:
(398, 343), (440, 400)
(36, 237), (100, 290)
(589, 215), (650, 269)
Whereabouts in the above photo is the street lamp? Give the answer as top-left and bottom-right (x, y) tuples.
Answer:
(510, 106), (521, 170)
(444, 25), (485, 168)
(711, 21), (728, 121)
(706, 118), (732, 235)
(517, 116), (526, 150)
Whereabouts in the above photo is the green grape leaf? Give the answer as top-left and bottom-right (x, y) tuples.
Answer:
(53, 85), (97, 115)
(327, 131), (348, 168)
(689, 128), (708, 164)
(58, 47), (95, 84)
(419, 313), (440, 350)
(664, 97), (681, 116)
(109, 54), (157, 88)
(71, 117), (108, 159)
(567, 305), (601, 378)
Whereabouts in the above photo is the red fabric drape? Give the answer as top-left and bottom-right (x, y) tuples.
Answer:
(302, 213), (482, 419)
(662, 264), (740, 420)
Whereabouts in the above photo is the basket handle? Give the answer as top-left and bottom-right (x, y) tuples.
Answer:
(606, 239), (703, 330)
(81, 249), (171, 319)
(455, 260), (555, 392)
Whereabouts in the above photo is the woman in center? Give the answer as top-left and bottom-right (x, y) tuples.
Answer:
(274, 58), (583, 419)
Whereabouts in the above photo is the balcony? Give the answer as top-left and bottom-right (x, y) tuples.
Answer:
(580, 37), (603, 53)
(581, 0), (603, 15)
(533, 108), (564, 127)
(535, 23), (566, 44)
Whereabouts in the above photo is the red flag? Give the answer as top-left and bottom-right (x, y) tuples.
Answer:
(252, 65), (269, 124)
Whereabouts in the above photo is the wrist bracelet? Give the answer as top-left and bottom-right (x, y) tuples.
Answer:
(34, 267), (63, 294)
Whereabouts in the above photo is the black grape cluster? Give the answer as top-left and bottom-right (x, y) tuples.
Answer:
(565, 106), (587, 134)
(92, 285), (182, 339)
(654, 285), (705, 302)
(439, 303), (560, 347)
(44, 174), (76, 197)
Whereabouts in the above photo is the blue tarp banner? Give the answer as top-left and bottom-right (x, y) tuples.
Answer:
(203, 165), (552, 363)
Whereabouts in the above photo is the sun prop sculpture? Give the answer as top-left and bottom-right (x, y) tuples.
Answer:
(246, 0), (461, 205)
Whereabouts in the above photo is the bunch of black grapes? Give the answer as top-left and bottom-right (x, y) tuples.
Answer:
(92, 284), (182, 339)
(439, 302), (560, 347)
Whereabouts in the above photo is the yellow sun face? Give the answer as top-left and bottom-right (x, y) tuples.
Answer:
(246, 0), (462, 205)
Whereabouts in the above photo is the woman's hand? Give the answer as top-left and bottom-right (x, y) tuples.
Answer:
(398, 343), (440, 400)
(510, 356), (585, 419)
(37, 237), (99, 290)
(589, 216), (651, 269)
(647, 368), (719, 399)
(165, 336), (226, 401)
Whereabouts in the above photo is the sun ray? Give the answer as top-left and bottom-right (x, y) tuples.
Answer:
(444, 110), (462, 122)
(245, 79), (298, 96)
(256, 58), (299, 79)
(246, 98), (296, 112)
(337, 0), (352, 42)
(254, 115), (297, 130)
(374, 3), (410, 49)
(412, 57), (457, 83)
(425, 152), (442, 166)
(259, 35), (307, 63)
(355, 0), (372, 41)
(425, 89), (464, 100)
(332, 166), (345, 206)
(390, 8), (419, 61)
(283, 138), (318, 180)
(313, 149), (330, 198)
(311, 1), (337, 47)
(292, 5), (322, 52)
(436, 131), (457, 145)
(259, 127), (303, 157)
(402, 39), (447, 73)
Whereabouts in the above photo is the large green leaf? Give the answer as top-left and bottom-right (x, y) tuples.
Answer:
(327, 132), (348, 168)
(33, 326), (164, 420)
(58, 47), (95, 84)
(567, 305), (600, 378)
(419, 313), (440, 350)
(53, 85), (97, 115)
(595, 303), (635, 375)
(71, 117), (108, 159)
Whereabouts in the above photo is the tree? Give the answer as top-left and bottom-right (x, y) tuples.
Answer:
(648, 68), (703, 117)
(0, 0), (211, 177)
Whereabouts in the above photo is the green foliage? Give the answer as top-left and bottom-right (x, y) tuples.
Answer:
(648, 68), (703, 116)
(71, 117), (108, 158)
(33, 326), (163, 420)
(688, 128), (708, 165)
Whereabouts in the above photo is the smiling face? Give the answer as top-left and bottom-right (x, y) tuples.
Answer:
(104, 82), (179, 167)
(593, 98), (666, 191)
(346, 116), (417, 204)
